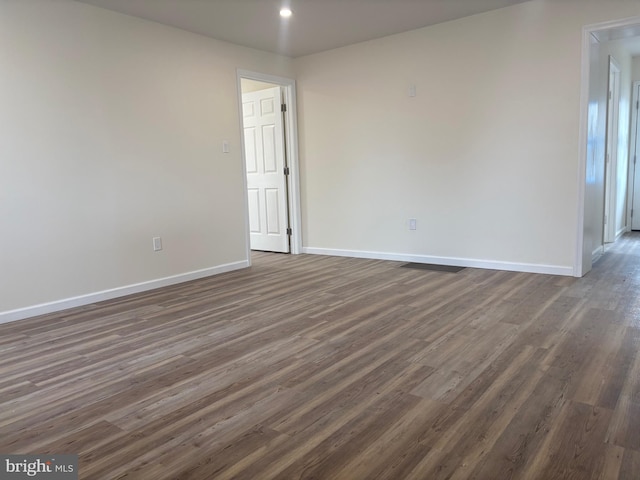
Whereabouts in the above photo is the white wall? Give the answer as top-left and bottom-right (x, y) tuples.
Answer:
(4, 0), (640, 321)
(633, 56), (640, 81)
(294, 0), (640, 275)
(583, 35), (606, 271)
(608, 42), (633, 240)
(0, 0), (293, 319)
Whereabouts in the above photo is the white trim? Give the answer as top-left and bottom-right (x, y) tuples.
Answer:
(629, 81), (640, 230)
(0, 260), (249, 325)
(604, 55), (621, 244)
(302, 247), (573, 276)
(585, 16), (640, 33)
(576, 15), (640, 278)
(236, 69), (302, 256)
(592, 245), (604, 263)
(575, 24), (592, 278)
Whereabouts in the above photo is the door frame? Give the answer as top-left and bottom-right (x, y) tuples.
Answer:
(629, 81), (640, 230)
(603, 55), (621, 244)
(236, 69), (302, 259)
(576, 15), (640, 277)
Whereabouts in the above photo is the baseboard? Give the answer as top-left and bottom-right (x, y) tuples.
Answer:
(0, 260), (249, 325)
(302, 247), (573, 276)
(592, 245), (604, 263)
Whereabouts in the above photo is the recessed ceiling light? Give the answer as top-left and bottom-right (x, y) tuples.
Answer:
(280, 8), (292, 18)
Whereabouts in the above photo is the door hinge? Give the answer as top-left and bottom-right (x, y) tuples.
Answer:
(286, 227), (292, 235)
(604, 214), (608, 225)
(281, 103), (287, 112)
(284, 166), (290, 176)
(636, 100), (639, 109)
(609, 91), (613, 100)
(631, 209), (634, 218)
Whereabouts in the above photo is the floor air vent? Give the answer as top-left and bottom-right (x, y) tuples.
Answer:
(400, 263), (466, 273)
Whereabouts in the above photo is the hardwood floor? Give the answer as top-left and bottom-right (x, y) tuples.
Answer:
(1, 234), (640, 479)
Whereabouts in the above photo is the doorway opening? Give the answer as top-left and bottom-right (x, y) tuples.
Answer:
(577, 18), (640, 276)
(237, 70), (302, 259)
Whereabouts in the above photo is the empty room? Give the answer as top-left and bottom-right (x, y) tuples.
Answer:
(1, 0), (640, 478)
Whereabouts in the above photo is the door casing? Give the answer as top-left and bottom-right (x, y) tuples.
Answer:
(603, 56), (621, 244)
(629, 81), (640, 230)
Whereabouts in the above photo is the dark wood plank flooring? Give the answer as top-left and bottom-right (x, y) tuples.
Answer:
(1, 233), (640, 479)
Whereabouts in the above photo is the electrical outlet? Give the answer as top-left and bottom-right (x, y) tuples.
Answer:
(409, 219), (417, 230)
(153, 237), (162, 251)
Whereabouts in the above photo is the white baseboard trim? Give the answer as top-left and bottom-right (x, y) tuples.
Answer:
(592, 245), (604, 263)
(302, 247), (573, 276)
(0, 260), (249, 325)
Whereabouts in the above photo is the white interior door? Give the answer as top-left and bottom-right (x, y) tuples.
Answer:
(242, 87), (290, 253)
(632, 83), (640, 230)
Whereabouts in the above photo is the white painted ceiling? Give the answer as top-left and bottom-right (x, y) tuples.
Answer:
(593, 25), (640, 57)
(75, 0), (531, 58)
